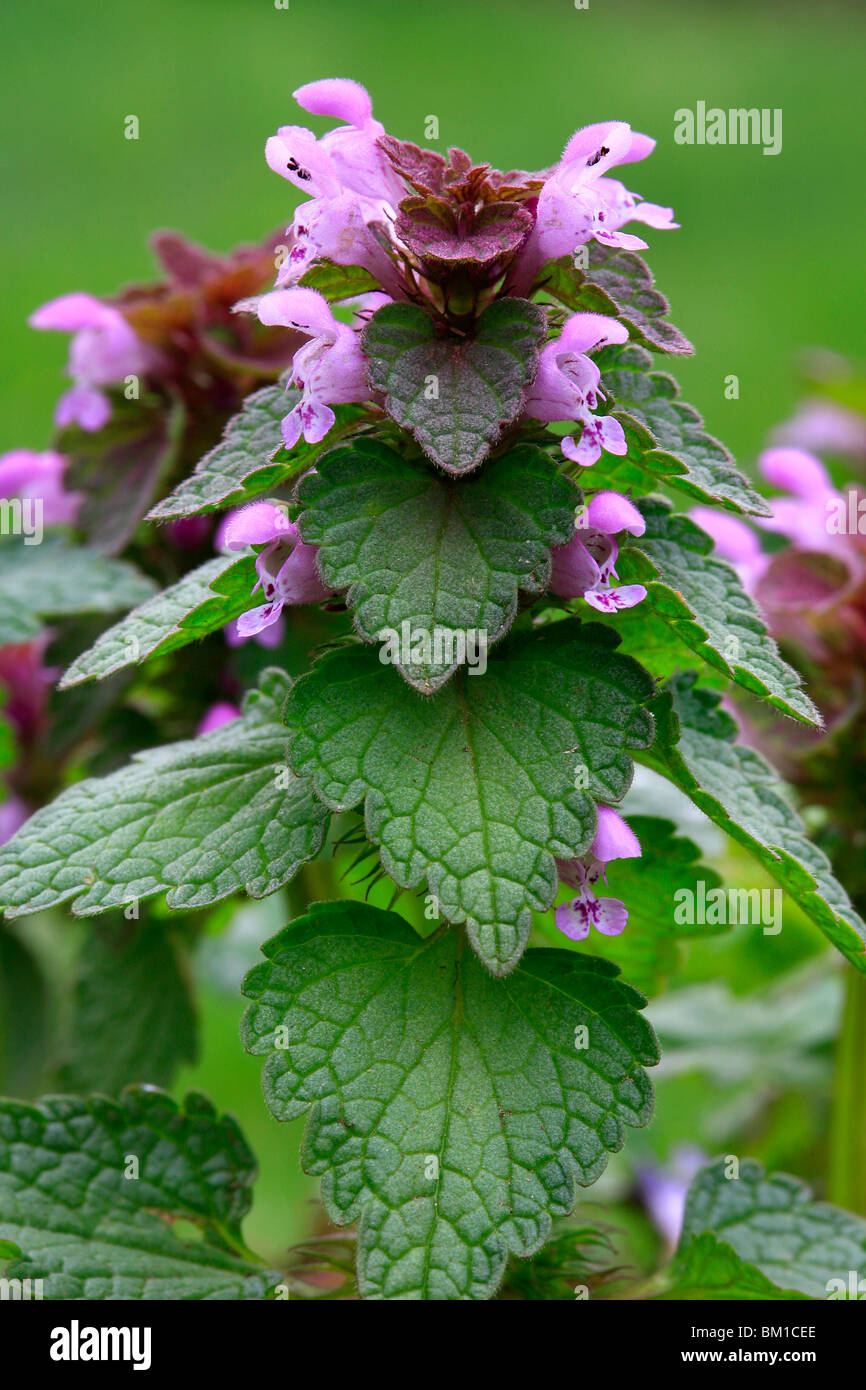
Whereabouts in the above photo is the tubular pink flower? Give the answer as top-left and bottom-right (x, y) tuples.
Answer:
(292, 78), (405, 205)
(550, 490), (647, 614)
(266, 80), (403, 296)
(525, 313), (629, 467)
(220, 500), (335, 639)
(584, 490), (646, 537)
(29, 293), (155, 433)
(511, 121), (678, 293)
(275, 191), (402, 294)
(239, 288), (370, 449)
(554, 806), (641, 942)
(221, 501), (298, 551)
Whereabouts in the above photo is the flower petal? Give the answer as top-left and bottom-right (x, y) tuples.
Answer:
(593, 896), (629, 936)
(554, 897), (592, 942)
(583, 583), (647, 612)
(585, 490), (645, 536)
(293, 78), (373, 129)
(591, 806), (641, 863)
(222, 502), (297, 551)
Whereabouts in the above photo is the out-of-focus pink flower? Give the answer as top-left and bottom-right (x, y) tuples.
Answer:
(0, 794), (28, 846)
(772, 400), (866, 460)
(196, 702), (241, 735)
(0, 636), (57, 741)
(693, 447), (856, 595)
(754, 447), (840, 553)
(691, 506), (769, 592)
(554, 806), (641, 941)
(0, 449), (81, 527)
(550, 490), (647, 613)
(236, 288), (369, 450)
(636, 1147), (707, 1251)
(29, 293), (156, 432)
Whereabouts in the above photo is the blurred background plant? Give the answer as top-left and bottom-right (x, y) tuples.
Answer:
(1, 0), (865, 1283)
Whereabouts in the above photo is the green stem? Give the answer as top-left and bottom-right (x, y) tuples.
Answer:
(828, 966), (866, 1214)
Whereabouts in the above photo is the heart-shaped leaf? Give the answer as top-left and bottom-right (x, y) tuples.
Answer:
(362, 298), (546, 475)
(298, 437), (578, 692)
(242, 901), (658, 1300)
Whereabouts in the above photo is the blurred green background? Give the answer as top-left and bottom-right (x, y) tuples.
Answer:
(2, 0), (865, 1271)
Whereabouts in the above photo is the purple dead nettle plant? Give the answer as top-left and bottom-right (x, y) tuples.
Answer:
(0, 77), (863, 1303)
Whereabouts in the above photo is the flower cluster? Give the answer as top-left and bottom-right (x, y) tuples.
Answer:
(244, 81), (675, 451)
(220, 79), (671, 644)
(5, 78), (680, 957)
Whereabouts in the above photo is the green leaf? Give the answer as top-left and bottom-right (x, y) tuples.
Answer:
(679, 1158), (866, 1299)
(0, 537), (157, 646)
(148, 386), (366, 520)
(643, 672), (866, 971)
(658, 1231), (808, 1301)
(298, 260), (381, 300)
(0, 669), (328, 918)
(59, 552), (255, 687)
(537, 248), (693, 356)
(241, 900), (658, 1300)
(287, 621), (655, 975)
(362, 298), (547, 475)
(567, 816), (726, 997)
(58, 917), (198, 1094)
(0, 1088), (279, 1298)
(617, 499), (819, 724)
(587, 344), (771, 516)
(298, 438), (579, 692)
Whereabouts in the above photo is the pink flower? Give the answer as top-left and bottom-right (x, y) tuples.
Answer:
(550, 490), (647, 614)
(772, 400), (866, 460)
(511, 121), (678, 293)
(754, 447), (841, 553)
(0, 449), (81, 526)
(222, 500), (334, 638)
(237, 288), (370, 449)
(196, 702), (241, 735)
(0, 794), (28, 846)
(693, 448), (850, 595)
(266, 80), (403, 293)
(524, 312), (630, 467)
(691, 507), (769, 593)
(287, 78), (403, 205)
(554, 806), (641, 941)
(0, 635), (57, 741)
(29, 293), (155, 432)
(275, 189), (401, 293)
